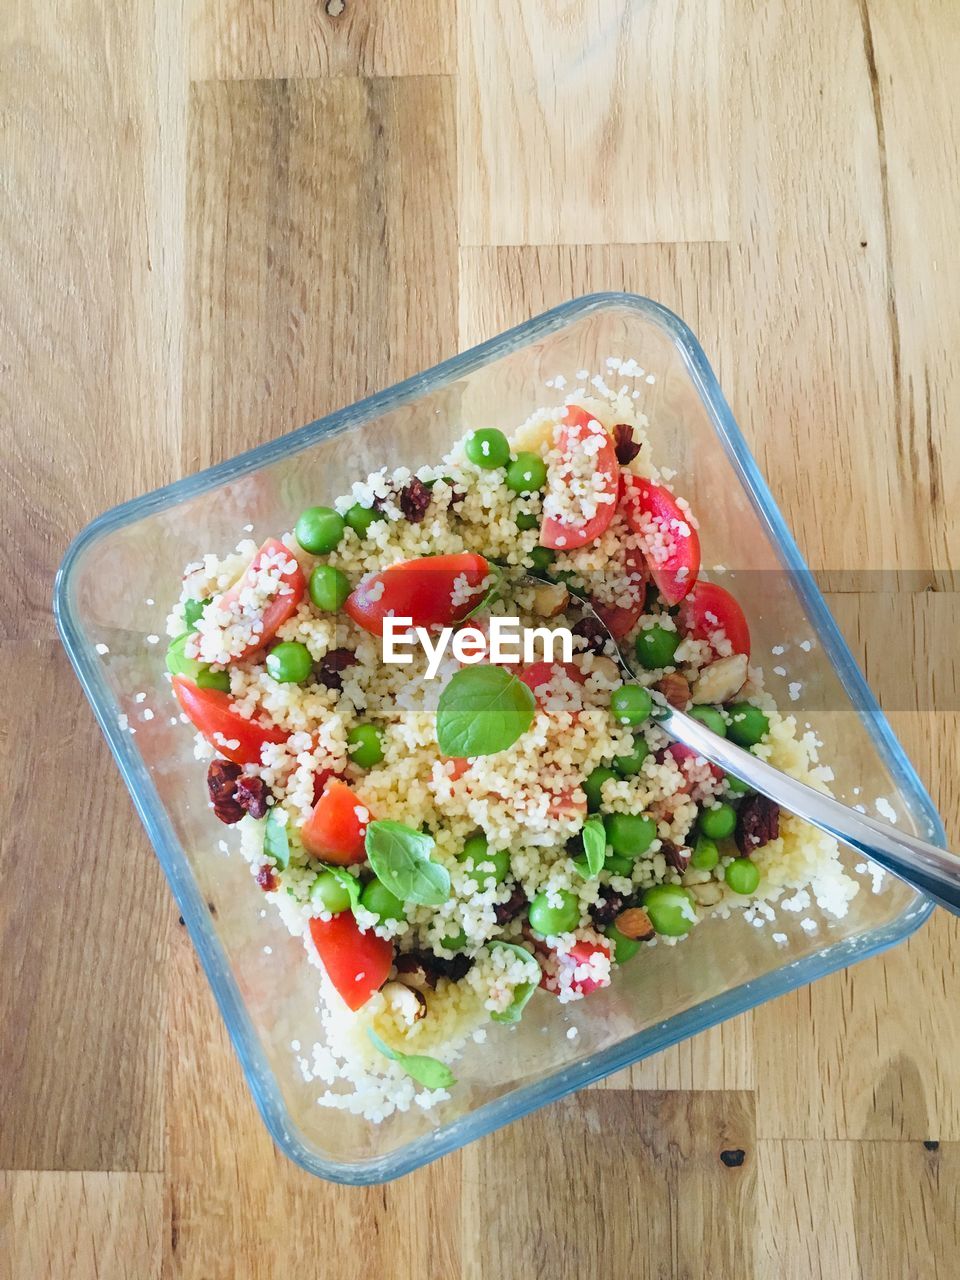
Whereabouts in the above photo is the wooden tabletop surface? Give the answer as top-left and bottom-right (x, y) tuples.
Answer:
(3, 2), (959, 1276)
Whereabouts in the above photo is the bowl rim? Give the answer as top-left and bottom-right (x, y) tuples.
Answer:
(53, 291), (943, 1185)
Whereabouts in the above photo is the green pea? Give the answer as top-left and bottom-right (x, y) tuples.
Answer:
(604, 852), (634, 876)
(690, 834), (719, 870)
(603, 812), (656, 859)
(196, 667), (231, 692)
(344, 503), (384, 538)
(724, 773), (753, 795)
(613, 737), (650, 776)
(726, 701), (770, 748)
(529, 545), (556, 574)
(309, 564), (351, 612)
(361, 879), (405, 923)
(610, 684), (653, 727)
(515, 511), (540, 532)
(309, 870), (353, 915)
(642, 884), (697, 937)
(465, 427), (510, 469)
(583, 766), (617, 813)
(464, 845), (510, 891)
(607, 924), (642, 964)
(689, 705), (727, 737)
(725, 857), (760, 895)
(440, 927), (467, 950)
(528, 889), (580, 936)
(266, 641), (313, 684)
(347, 723), (384, 769)
(458, 834), (489, 863)
(295, 505), (345, 555)
(634, 624), (680, 670)
(505, 452), (548, 494)
(699, 802), (737, 840)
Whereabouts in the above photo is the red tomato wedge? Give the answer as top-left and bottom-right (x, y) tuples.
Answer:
(441, 756), (472, 781)
(300, 778), (371, 864)
(591, 544), (649, 639)
(677, 582), (750, 659)
(344, 553), (490, 638)
(621, 476), (700, 606)
(539, 939), (612, 997)
(172, 675), (289, 766)
(518, 660), (587, 697)
(539, 407), (620, 550)
(665, 741), (725, 788)
(217, 537), (306, 661)
(308, 914), (393, 1011)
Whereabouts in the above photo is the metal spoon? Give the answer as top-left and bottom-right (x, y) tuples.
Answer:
(524, 577), (960, 915)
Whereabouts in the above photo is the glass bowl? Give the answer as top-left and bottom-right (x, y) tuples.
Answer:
(54, 293), (942, 1184)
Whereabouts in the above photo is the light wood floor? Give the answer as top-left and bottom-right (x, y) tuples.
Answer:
(2, 2), (959, 1276)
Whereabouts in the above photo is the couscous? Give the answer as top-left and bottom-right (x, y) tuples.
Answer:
(163, 389), (856, 1119)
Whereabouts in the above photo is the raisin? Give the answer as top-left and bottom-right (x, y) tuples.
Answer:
(735, 793), (780, 855)
(612, 423), (642, 465)
(661, 840), (691, 873)
(315, 648), (358, 690)
(493, 885), (528, 925)
(448, 485), (466, 507)
(589, 889), (625, 929)
(572, 615), (610, 655)
(234, 775), (271, 820)
(256, 865), (279, 892)
(207, 759), (244, 824)
(398, 477), (431, 523)
(406, 948), (474, 984)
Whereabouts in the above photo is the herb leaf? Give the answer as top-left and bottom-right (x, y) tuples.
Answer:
(488, 941), (541, 1024)
(573, 817), (606, 879)
(365, 820), (450, 906)
(463, 563), (505, 620)
(436, 665), (536, 757)
(321, 863), (361, 909)
(184, 597), (210, 629)
(367, 1028), (457, 1089)
(263, 807), (290, 870)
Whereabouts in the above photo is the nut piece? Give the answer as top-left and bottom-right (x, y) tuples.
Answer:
(691, 653), (749, 706)
(394, 955), (433, 991)
(689, 881), (723, 907)
(381, 980), (427, 1024)
(531, 580), (570, 618)
(613, 907), (655, 941)
(655, 671), (691, 709)
(581, 654), (621, 685)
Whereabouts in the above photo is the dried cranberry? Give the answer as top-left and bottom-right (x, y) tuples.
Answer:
(234, 775), (271, 820)
(447, 485), (466, 507)
(661, 840), (691, 873)
(207, 759), (244, 824)
(256, 865), (279, 892)
(315, 648), (358, 690)
(572, 615), (609, 655)
(736, 793), (780, 855)
(405, 948), (474, 985)
(612, 423), (642, 465)
(493, 884), (528, 925)
(589, 889), (626, 929)
(398, 477), (431, 523)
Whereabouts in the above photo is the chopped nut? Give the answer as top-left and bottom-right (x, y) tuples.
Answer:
(689, 880), (723, 906)
(614, 907), (655, 941)
(691, 653), (749, 705)
(381, 981), (427, 1024)
(736, 793), (780, 855)
(581, 654), (621, 685)
(394, 955), (433, 991)
(531, 580), (569, 618)
(655, 671), (691, 709)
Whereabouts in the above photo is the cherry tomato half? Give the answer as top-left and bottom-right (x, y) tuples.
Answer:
(300, 777), (371, 864)
(344, 553), (490, 638)
(217, 537), (306, 661)
(172, 675), (289, 766)
(539, 407), (620, 551)
(621, 476), (700, 606)
(308, 913), (393, 1011)
(677, 582), (750, 659)
(591, 543), (649, 639)
(539, 939), (612, 997)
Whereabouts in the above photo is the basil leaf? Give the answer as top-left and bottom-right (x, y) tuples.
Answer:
(263, 807), (290, 870)
(365, 820), (451, 906)
(436, 665), (536, 757)
(321, 864), (361, 910)
(367, 1029), (457, 1089)
(488, 941), (540, 1024)
(184, 597), (210, 629)
(573, 817), (606, 879)
(463, 563), (505, 620)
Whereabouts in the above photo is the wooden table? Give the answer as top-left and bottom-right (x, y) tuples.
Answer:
(3, 2), (958, 1276)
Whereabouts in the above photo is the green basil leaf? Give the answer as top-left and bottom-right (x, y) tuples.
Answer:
(367, 1028), (457, 1089)
(183, 597), (210, 629)
(436, 665), (536, 757)
(263, 807), (290, 871)
(463, 562), (505, 620)
(321, 864), (361, 910)
(365, 820), (450, 906)
(573, 817), (606, 879)
(488, 941), (540, 1024)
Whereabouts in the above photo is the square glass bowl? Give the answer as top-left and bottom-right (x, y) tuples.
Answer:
(55, 293), (942, 1184)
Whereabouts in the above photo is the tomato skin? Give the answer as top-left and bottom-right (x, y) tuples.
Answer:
(677, 582), (750, 659)
(665, 741), (725, 788)
(300, 778), (371, 864)
(539, 939), (612, 996)
(518, 661), (586, 696)
(591, 544), (649, 639)
(441, 756), (472, 781)
(172, 675), (289, 766)
(308, 914), (394, 1011)
(344, 553), (490, 638)
(217, 537), (306, 661)
(539, 407), (620, 550)
(621, 476), (700, 606)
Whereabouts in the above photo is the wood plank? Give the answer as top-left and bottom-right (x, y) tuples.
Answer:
(0, 0), (184, 1171)
(462, 1091), (755, 1280)
(185, 75), (458, 470)
(189, 0), (456, 80)
(755, 1141), (857, 1279)
(458, 2), (729, 245)
(0, 1171), (163, 1280)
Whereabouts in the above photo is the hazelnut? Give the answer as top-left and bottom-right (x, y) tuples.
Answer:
(531, 580), (570, 618)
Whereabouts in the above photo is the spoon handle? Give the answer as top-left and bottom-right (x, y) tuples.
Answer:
(663, 706), (960, 916)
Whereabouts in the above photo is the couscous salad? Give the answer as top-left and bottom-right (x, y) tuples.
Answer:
(162, 391), (855, 1119)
